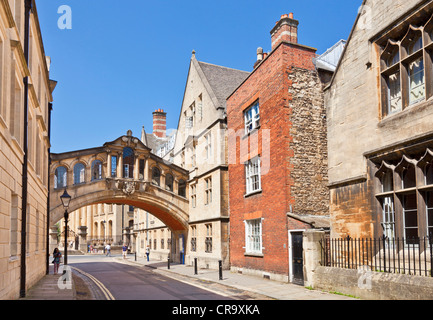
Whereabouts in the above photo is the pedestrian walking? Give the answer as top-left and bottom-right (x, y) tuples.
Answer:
(52, 248), (62, 275)
(105, 243), (111, 257)
(122, 244), (128, 259)
(146, 245), (150, 261)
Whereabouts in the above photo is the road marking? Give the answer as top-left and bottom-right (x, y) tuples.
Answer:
(70, 266), (115, 300)
(113, 258), (232, 298)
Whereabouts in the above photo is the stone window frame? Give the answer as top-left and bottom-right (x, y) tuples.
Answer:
(91, 160), (103, 181)
(379, 12), (433, 118)
(204, 131), (212, 160)
(122, 147), (134, 179)
(178, 179), (186, 198)
(111, 155), (117, 178)
(190, 183), (196, 208)
(165, 173), (174, 192)
(151, 166), (161, 186)
(190, 225), (197, 252)
(205, 223), (212, 253)
(73, 162), (86, 185)
(204, 177), (212, 205)
(374, 148), (433, 244)
(54, 166), (67, 189)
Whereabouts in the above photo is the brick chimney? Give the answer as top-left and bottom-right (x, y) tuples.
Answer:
(153, 109), (167, 138)
(270, 13), (299, 50)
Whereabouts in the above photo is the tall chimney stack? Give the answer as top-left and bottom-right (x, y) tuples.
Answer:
(270, 13), (299, 50)
(153, 109), (167, 138)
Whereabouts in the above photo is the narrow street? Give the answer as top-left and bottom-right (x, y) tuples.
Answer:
(69, 255), (234, 300)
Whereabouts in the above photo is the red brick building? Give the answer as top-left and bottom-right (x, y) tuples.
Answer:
(226, 14), (329, 284)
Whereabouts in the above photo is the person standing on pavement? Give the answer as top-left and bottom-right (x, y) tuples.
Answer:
(122, 244), (128, 259)
(146, 245), (150, 261)
(105, 243), (111, 257)
(52, 248), (62, 275)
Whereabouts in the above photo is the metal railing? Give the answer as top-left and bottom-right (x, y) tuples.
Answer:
(320, 236), (433, 277)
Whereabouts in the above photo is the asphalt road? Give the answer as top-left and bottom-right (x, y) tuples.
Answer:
(69, 255), (233, 300)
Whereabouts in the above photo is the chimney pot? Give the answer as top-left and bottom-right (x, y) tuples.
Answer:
(257, 47), (264, 60)
(270, 12), (299, 49)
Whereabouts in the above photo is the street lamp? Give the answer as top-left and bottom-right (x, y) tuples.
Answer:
(60, 188), (71, 266)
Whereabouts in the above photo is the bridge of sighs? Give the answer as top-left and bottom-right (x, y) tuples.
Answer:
(49, 131), (189, 262)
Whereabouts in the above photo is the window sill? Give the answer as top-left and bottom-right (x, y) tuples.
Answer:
(244, 252), (264, 258)
(379, 97), (433, 126)
(242, 125), (261, 140)
(244, 189), (262, 198)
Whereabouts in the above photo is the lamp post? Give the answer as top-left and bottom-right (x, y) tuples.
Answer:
(60, 189), (71, 266)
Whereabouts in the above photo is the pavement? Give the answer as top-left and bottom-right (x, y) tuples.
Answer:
(19, 253), (358, 301)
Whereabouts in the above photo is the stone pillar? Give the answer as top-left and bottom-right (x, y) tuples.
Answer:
(117, 152), (123, 178)
(303, 229), (326, 288)
(49, 227), (59, 255)
(144, 156), (149, 181)
(134, 155), (139, 180)
(78, 226), (88, 253)
(86, 206), (92, 241)
(107, 154), (112, 179)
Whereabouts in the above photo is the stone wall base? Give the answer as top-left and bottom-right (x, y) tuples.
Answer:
(312, 266), (433, 300)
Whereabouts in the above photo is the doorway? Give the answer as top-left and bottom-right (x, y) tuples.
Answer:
(290, 231), (304, 285)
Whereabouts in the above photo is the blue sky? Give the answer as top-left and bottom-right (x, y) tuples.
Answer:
(36, 0), (362, 153)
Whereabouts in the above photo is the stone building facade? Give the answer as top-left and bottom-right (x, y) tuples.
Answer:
(226, 14), (329, 283)
(66, 203), (135, 250)
(325, 0), (433, 241)
(0, 0), (55, 299)
(65, 53), (249, 267)
(65, 110), (175, 255)
(165, 52), (249, 269)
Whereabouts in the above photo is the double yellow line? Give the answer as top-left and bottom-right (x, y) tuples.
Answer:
(71, 266), (115, 300)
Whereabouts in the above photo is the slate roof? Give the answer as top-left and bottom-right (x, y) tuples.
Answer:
(141, 126), (169, 153)
(196, 60), (250, 109)
(142, 56), (250, 156)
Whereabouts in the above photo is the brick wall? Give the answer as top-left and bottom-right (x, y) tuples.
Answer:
(227, 41), (327, 276)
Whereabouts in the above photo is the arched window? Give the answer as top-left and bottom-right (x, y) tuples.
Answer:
(152, 167), (161, 186)
(178, 179), (186, 197)
(73, 163), (86, 185)
(91, 160), (103, 181)
(108, 220), (113, 239)
(123, 147), (134, 179)
(426, 163), (433, 185)
(402, 165), (416, 189)
(381, 169), (394, 193)
(54, 166), (67, 189)
(165, 174), (174, 192)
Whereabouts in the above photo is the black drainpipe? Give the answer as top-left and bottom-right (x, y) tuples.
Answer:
(46, 102), (52, 275)
(19, 0), (33, 298)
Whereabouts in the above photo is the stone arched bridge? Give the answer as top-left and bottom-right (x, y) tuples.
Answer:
(49, 131), (189, 232)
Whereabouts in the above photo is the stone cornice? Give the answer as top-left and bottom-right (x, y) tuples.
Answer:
(0, 0), (16, 28)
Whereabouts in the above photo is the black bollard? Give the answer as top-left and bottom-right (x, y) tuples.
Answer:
(194, 258), (198, 275)
(135, 252), (137, 261)
(219, 260), (223, 280)
(167, 257), (170, 269)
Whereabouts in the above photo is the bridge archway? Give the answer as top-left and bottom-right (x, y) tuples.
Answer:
(49, 132), (190, 260)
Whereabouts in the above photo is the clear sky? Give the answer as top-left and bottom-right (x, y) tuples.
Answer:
(36, 0), (362, 153)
